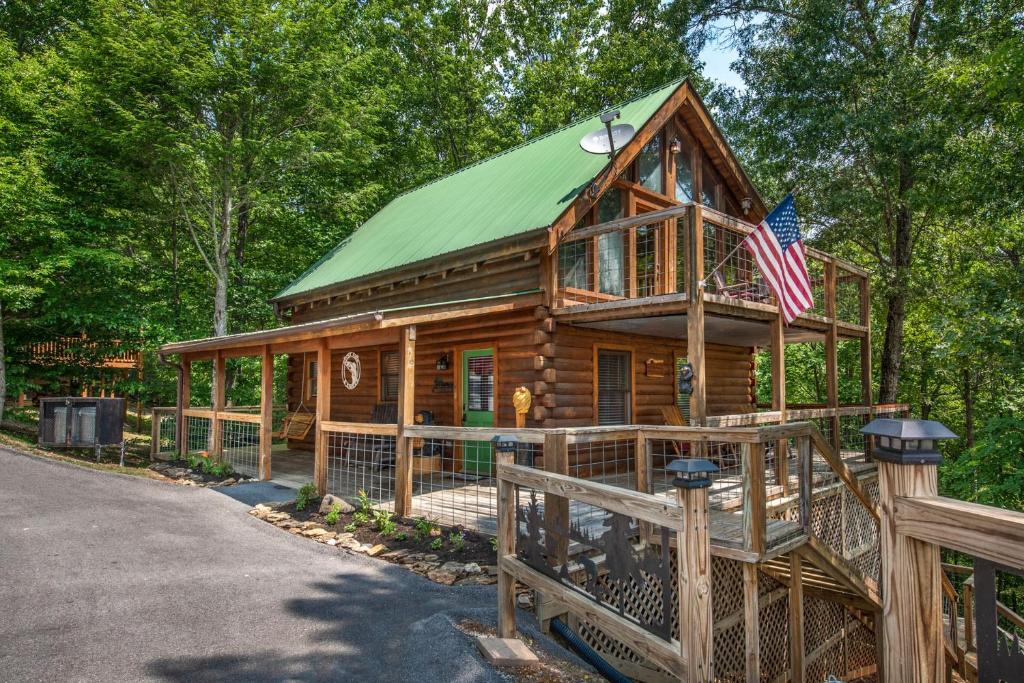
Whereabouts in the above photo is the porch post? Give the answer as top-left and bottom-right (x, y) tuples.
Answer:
(686, 204), (706, 426)
(394, 325), (416, 517)
(770, 315), (788, 490)
(259, 345), (273, 481)
(211, 350), (225, 459)
(825, 261), (841, 452)
(313, 338), (331, 495)
(860, 276), (874, 460)
(675, 469), (713, 682)
(176, 355), (191, 456)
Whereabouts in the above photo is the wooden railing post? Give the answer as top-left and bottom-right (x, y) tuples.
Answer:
(675, 469), (713, 682)
(496, 447), (517, 639)
(687, 204), (707, 427)
(259, 345), (273, 480)
(789, 553), (805, 682)
(150, 408), (161, 457)
(543, 431), (569, 565)
(878, 457), (944, 681)
(313, 338), (331, 495)
(394, 326), (416, 517)
(825, 262), (841, 453)
(742, 441), (767, 557)
(742, 563), (761, 682)
(177, 357), (191, 455)
(211, 350), (225, 458)
(770, 315), (789, 492)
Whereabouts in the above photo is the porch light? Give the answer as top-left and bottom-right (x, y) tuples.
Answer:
(492, 435), (529, 466)
(436, 353), (449, 371)
(860, 418), (957, 465)
(740, 197), (753, 214)
(666, 458), (718, 489)
(669, 137), (682, 154)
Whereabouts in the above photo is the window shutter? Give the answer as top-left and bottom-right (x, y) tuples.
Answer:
(597, 350), (631, 425)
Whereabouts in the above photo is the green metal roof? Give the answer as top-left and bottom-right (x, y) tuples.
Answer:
(275, 79), (684, 301)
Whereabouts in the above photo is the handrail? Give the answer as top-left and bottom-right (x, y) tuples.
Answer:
(894, 496), (1024, 570)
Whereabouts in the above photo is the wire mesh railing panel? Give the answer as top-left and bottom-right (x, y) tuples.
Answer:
(843, 477), (881, 581)
(703, 220), (772, 304)
(556, 229), (633, 306)
(839, 412), (870, 456)
(154, 410), (177, 457)
(220, 418), (259, 478)
(648, 439), (746, 511)
(836, 269), (863, 325)
(185, 415), (212, 455)
(324, 430), (397, 509)
(805, 255), (827, 318)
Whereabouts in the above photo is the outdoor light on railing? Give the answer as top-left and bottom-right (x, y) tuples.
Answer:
(493, 434), (528, 465)
(860, 418), (957, 465)
(666, 458), (719, 489)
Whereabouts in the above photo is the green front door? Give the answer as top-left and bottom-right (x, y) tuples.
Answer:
(461, 347), (495, 474)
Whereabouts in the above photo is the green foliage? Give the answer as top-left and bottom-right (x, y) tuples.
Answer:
(394, 532), (407, 542)
(489, 537), (498, 551)
(295, 483), (319, 512)
(413, 517), (439, 543)
(324, 503), (343, 526)
(448, 530), (465, 552)
(430, 537), (443, 551)
(373, 509), (396, 537)
(343, 522), (357, 533)
(942, 417), (1024, 512)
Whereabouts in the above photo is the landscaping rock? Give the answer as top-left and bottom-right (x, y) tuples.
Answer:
(457, 574), (497, 586)
(318, 494), (354, 515)
(221, 478), (236, 486)
(517, 593), (533, 609)
(462, 562), (482, 575)
(301, 528), (328, 538)
(427, 564), (462, 585)
(482, 564), (499, 576)
(366, 544), (388, 557)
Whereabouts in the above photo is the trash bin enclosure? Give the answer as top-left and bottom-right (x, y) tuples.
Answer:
(38, 397), (125, 448)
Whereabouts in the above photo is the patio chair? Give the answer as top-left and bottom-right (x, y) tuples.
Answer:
(712, 271), (770, 302)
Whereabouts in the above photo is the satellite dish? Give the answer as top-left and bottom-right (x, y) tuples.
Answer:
(580, 123), (635, 156)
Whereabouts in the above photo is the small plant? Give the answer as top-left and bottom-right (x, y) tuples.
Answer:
(430, 537), (443, 551)
(353, 509), (370, 525)
(449, 530), (466, 552)
(324, 503), (342, 525)
(202, 460), (234, 478)
(186, 454), (205, 470)
(356, 489), (372, 513)
(489, 537), (498, 551)
(344, 522), (357, 533)
(295, 482), (319, 511)
(394, 532), (407, 542)
(413, 517), (439, 543)
(374, 509), (397, 536)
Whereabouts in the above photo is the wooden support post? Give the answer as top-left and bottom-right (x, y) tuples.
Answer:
(742, 442), (767, 557)
(687, 205), (706, 427)
(675, 477), (713, 682)
(150, 408), (160, 457)
(825, 262), (841, 452)
(797, 435), (812, 532)
(496, 448), (517, 639)
(313, 338), (331, 495)
(177, 357), (191, 455)
(742, 562), (761, 682)
(861, 277), (874, 461)
(259, 345), (273, 481)
(770, 315), (788, 491)
(543, 431), (570, 564)
(789, 552), (805, 683)
(211, 350), (225, 458)
(394, 326), (416, 517)
(878, 458), (944, 681)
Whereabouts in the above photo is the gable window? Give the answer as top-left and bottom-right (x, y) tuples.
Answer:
(674, 136), (694, 201)
(305, 358), (318, 400)
(597, 349), (632, 425)
(380, 350), (400, 402)
(702, 153), (722, 209)
(637, 135), (663, 194)
(558, 239), (590, 290)
(596, 188), (625, 296)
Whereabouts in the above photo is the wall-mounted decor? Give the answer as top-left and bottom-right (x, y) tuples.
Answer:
(432, 377), (454, 393)
(435, 352), (450, 371)
(342, 352), (361, 390)
(645, 358), (666, 378)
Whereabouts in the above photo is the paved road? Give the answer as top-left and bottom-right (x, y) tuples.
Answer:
(0, 448), (566, 682)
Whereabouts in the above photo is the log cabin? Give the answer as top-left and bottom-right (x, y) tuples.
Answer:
(154, 79), (1024, 683)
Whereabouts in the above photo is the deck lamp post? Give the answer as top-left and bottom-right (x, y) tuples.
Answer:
(862, 417), (958, 681)
(667, 457), (717, 682)
(492, 435), (525, 466)
(860, 418), (957, 465)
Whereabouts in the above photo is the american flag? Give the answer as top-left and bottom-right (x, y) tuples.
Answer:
(741, 194), (813, 324)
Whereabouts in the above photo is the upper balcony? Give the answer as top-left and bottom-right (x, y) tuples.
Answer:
(551, 187), (870, 345)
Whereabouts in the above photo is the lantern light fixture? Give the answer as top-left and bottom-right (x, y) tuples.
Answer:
(860, 418), (957, 465)
(666, 458), (718, 489)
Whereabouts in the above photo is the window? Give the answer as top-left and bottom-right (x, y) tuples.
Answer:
(635, 225), (658, 297)
(380, 350), (400, 402)
(597, 350), (632, 425)
(596, 189), (625, 296)
(305, 358), (318, 399)
(702, 154), (721, 209)
(466, 354), (494, 412)
(637, 135), (663, 194)
(674, 137), (694, 201)
(558, 239), (590, 290)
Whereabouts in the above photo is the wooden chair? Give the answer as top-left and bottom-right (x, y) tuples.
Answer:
(712, 271), (770, 301)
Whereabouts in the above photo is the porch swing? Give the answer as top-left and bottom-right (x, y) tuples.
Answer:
(271, 352), (317, 441)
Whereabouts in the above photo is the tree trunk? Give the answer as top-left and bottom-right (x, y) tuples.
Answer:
(0, 299), (6, 424)
(878, 190), (913, 403)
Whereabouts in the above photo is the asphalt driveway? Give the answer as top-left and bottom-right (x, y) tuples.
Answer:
(0, 447), (559, 682)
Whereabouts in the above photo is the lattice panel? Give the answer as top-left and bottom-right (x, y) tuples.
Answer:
(804, 596), (847, 680)
(758, 569), (790, 682)
(811, 487), (844, 552)
(843, 480), (881, 581)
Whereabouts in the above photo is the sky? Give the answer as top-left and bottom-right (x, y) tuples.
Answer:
(699, 35), (745, 90)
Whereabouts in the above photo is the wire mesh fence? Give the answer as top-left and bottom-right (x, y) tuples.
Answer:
(703, 220), (772, 304)
(220, 417), (259, 478)
(152, 409), (177, 458)
(836, 268), (863, 325)
(324, 428), (398, 509)
(185, 414), (212, 455)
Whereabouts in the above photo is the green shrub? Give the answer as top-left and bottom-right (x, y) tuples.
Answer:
(357, 489), (372, 513)
(489, 537), (498, 551)
(413, 517), (438, 543)
(394, 532), (408, 542)
(344, 522), (357, 533)
(430, 537), (443, 551)
(374, 509), (396, 536)
(449, 530), (465, 552)
(324, 503), (342, 525)
(295, 483), (319, 511)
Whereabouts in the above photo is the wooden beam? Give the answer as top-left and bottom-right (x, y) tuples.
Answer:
(742, 563), (761, 683)
(894, 496), (1024, 569)
(211, 350), (225, 458)
(676, 481), (713, 682)
(878, 462), (944, 682)
(177, 357), (191, 455)
(313, 338), (331, 495)
(496, 449), (517, 639)
(543, 431), (570, 565)
(742, 442), (767, 557)
(688, 204), (706, 426)
(825, 261), (841, 452)
(770, 314), (788, 490)
(788, 553), (805, 683)
(394, 326), (416, 517)
(259, 345), (273, 480)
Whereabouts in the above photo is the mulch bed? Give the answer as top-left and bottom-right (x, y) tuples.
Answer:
(276, 499), (497, 566)
(151, 460), (248, 486)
